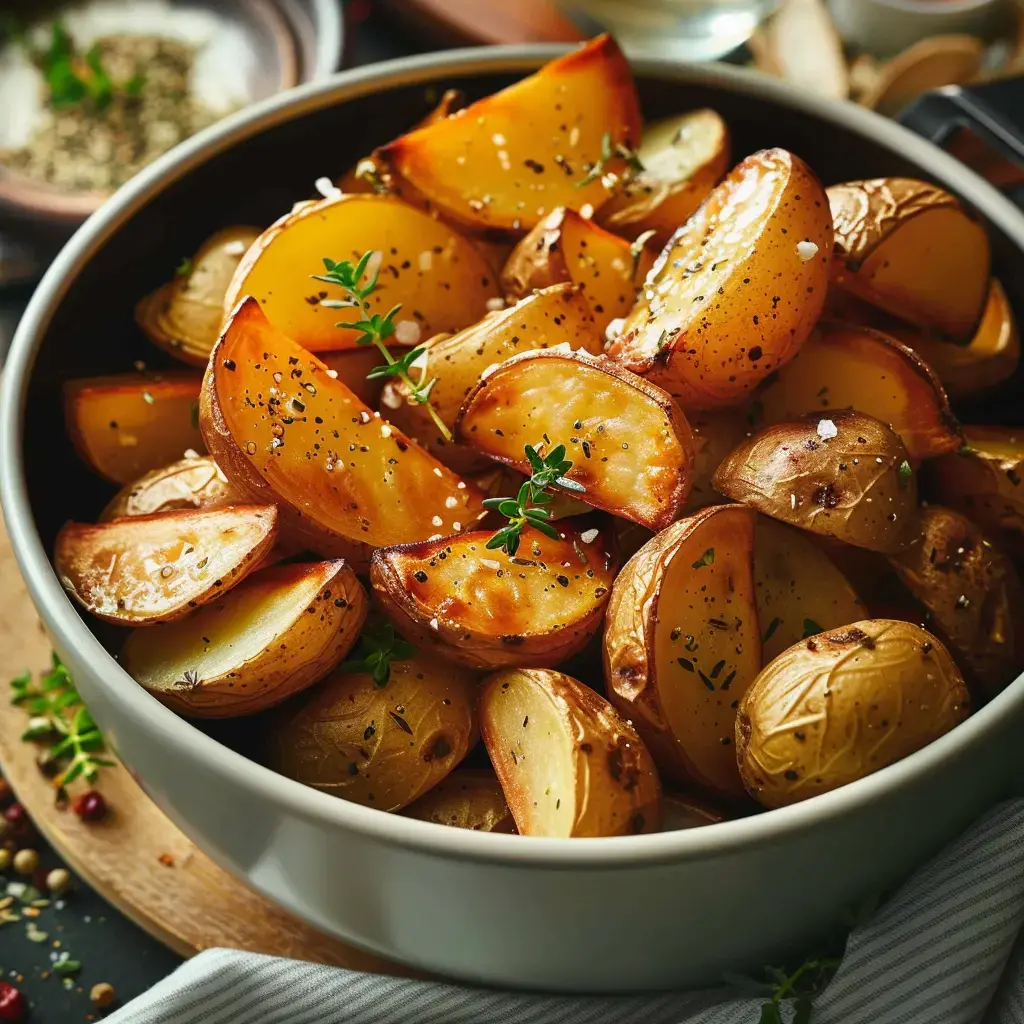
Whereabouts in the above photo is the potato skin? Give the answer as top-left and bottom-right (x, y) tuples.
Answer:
(100, 456), (239, 521)
(402, 769), (516, 833)
(270, 655), (478, 812)
(737, 619), (970, 808)
(713, 410), (919, 554)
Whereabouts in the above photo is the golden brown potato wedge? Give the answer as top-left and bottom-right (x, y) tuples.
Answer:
(456, 349), (695, 530)
(609, 149), (833, 410)
(756, 320), (962, 461)
(597, 109), (730, 247)
(380, 36), (642, 233)
(120, 560), (367, 717)
(737, 620), (970, 808)
(661, 792), (726, 830)
(755, 517), (868, 663)
(682, 411), (752, 515)
(402, 769), (516, 833)
(828, 178), (990, 342)
(604, 504), (761, 798)
(480, 668), (661, 837)
(370, 522), (617, 670)
(65, 373), (205, 486)
(222, 193), (500, 352)
(55, 505), (277, 626)
(100, 455), (239, 521)
(200, 299), (484, 569)
(135, 226), (260, 367)
(890, 506), (1024, 698)
(713, 411), (919, 554)
(270, 653), (478, 812)
(381, 284), (604, 473)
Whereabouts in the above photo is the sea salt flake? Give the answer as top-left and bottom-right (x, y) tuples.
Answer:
(395, 319), (421, 346)
(605, 317), (626, 343)
(817, 418), (838, 440)
(580, 528), (599, 544)
(314, 176), (341, 200)
(797, 240), (819, 262)
(486, 297), (506, 312)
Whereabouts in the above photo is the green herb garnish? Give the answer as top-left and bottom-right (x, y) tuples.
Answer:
(576, 131), (644, 189)
(897, 459), (913, 488)
(341, 623), (415, 687)
(762, 617), (781, 644)
(757, 957), (840, 1023)
(691, 548), (715, 570)
(41, 21), (143, 113)
(53, 960), (82, 976)
(175, 257), (193, 277)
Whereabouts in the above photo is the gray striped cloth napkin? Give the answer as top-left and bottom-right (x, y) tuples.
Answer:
(108, 799), (1024, 1024)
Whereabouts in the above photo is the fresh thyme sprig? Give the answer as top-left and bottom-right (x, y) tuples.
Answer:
(341, 623), (415, 687)
(313, 252), (451, 441)
(42, 20), (144, 112)
(11, 654), (114, 796)
(757, 957), (840, 1024)
(484, 443), (585, 557)
(576, 131), (645, 189)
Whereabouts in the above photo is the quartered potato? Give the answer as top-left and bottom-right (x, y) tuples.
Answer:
(661, 792), (726, 831)
(714, 411), (919, 554)
(65, 373), (205, 485)
(755, 517), (868, 663)
(757, 320), (962, 461)
(200, 299), (484, 569)
(55, 505), (277, 626)
(501, 208), (656, 330)
(480, 668), (661, 837)
(598, 109), (731, 247)
(456, 349), (695, 530)
(609, 149), (832, 410)
(370, 523), (617, 670)
(135, 226), (260, 366)
(271, 654), (478, 812)
(120, 560), (367, 717)
(828, 178), (990, 342)
(890, 506), (1024, 698)
(380, 35), (642, 233)
(604, 504), (761, 798)
(100, 455), (238, 521)
(222, 193), (500, 351)
(682, 411), (752, 515)
(402, 769), (516, 833)
(737, 620), (971, 808)
(382, 284), (604, 472)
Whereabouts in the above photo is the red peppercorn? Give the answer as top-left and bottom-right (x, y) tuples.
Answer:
(73, 790), (108, 823)
(0, 980), (26, 1021)
(2, 804), (25, 827)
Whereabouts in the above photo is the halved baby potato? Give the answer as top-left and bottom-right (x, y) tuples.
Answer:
(480, 668), (661, 837)
(597, 109), (731, 247)
(402, 768), (516, 833)
(135, 226), (260, 367)
(55, 504), (277, 626)
(714, 410), (919, 554)
(609, 148), (832, 411)
(828, 177), (990, 342)
(200, 299), (484, 569)
(380, 35), (642, 233)
(100, 455), (239, 521)
(370, 522), (617, 670)
(604, 504), (761, 798)
(757, 320), (962, 461)
(65, 373), (205, 485)
(270, 653), (479, 812)
(121, 560), (367, 717)
(222, 193), (500, 352)
(456, 349), (695, 530)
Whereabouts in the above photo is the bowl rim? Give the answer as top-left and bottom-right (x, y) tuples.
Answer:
(5, 42), (1024, 870)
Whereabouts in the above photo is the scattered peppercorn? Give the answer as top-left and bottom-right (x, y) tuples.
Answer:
(12, 848), (38, 876)
(46, 867), (72, 894)
(3, 803), (27, 828)
(73, 790), (108, 823)
(90, 982), (116, 1010)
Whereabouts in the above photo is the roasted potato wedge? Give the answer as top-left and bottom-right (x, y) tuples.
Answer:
(456, 349), (695, 530)
(121, 560), (367, 717)
(604, 504), (761, 798)
(828, 178), (990, 342)
(55, 505), (277, 626)
(200, 299), (484, 569)
(713, 411), (919, 554)
(661, 792), (725, 830)
(135, 226), (260, 366)
(380, 35), (641, 233)
(381, 284), (604, 473)
(890, 506), (1024, 698)
(598, 109), (730, 247)
(402, 769), (516, 832)
(270, 653), (478, 812)
(370, 523), (617, 670)
(481, 668), (661, 837)
(682, 411), (752, 515)
(65, 372), (205, 485)
(755, 517), (868, 663)
(756, 321), (962, 461)
(737, 620), (970, 808)
(609, 148), (832, 410)
(100, 455), (239, 521)
(222, 193), (500, 352)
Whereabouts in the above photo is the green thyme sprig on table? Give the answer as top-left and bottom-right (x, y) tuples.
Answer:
(576, 131), (645, 189)
(757, 956), (841, 1024)
(313, 252), (451, 441)
(341, 623), (416, 688)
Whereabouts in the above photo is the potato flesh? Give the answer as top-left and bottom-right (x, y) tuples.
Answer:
(101, 456), (238, 521)
(223, 194), (500, 352)
(457, 352), (694, 530)
(682, 411), (752, 515)
(402, 769), (515, 832)
(65, 374), (205, 485)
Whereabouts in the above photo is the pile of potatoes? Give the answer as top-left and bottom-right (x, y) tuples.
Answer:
(54, 36), (1021, 837)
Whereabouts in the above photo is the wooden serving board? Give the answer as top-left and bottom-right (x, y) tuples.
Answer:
(0, 513), (408, 974)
